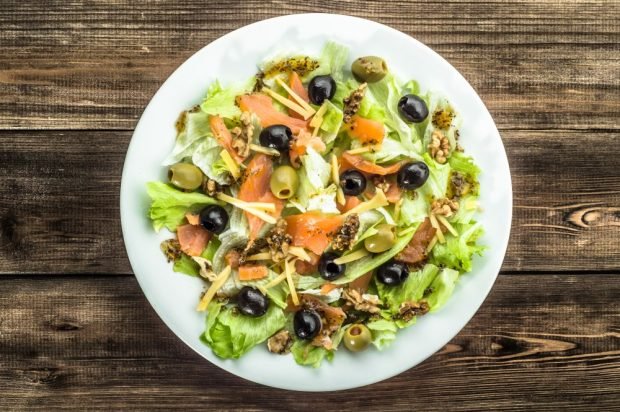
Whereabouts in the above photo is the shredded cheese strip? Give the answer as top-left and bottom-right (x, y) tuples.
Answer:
(436, 215), (458, 236)
(310, 103), (328, 128)
(336, 187), (346, 206)
(397, 225), (417, 237)
(345, 189), (389, 216)
(330, 154), (340, 185)
(263, 87), (312, 120)
(311, 121), (321, 137)
(249, 143), (280, 157)
(346, 145), (380, 155)
(245, 252), (272, 261)
(196, 265), (232, 311)
(275, 77), (315, 114)
(334, 248), (369, 265)
(429, 214), (445, 244)
(219, 150), (240, 180)
(216, 193), (277, 224)
(288, 246), (312, 262)
(425, 235), (438, 254)
(238, 201), (276, 212)
(262, 273), (287, 290)
(284, 259), (299, 305)
(394, 198), (404, 222)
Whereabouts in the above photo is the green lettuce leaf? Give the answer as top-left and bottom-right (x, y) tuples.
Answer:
(191, 137), (231, 185)
(296, 147), (332, 208)
(398, 192), (428, 227)
(429, 222), (485, 272)
(146, 182), (219, 232)
(172, 254), (200, 276)
(291, 340), (333, 368)
(319, 100), (344, 144)
(200, 80), (248, 119)
(420, 153), (451, 199)
(367, 319), (398, 350)
(310, 41), (349, 82)
(376, 264), (439, 313)
(425, 268), (460, 312)
(163, 110), (211, 165)
(202, 302), (286, 359)
(334, 229), (416, 285)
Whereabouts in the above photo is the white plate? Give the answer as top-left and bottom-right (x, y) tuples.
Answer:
(120, 13), (512, 391)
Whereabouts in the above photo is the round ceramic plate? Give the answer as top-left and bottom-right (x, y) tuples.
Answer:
(120, 13), (512, 391)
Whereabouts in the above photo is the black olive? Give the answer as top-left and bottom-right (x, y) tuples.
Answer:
(376, 260), (409, 286)
(398, 94), (429, 123)
(259, 125), (292, 152)
(199, 204), (229, 234)
(236, 286), (270, 317)
(397, 162), (429, 190)
(308, 75), (336, 105)
(318, 251), (346, 281)
(294, 309), (322, 340)
(339, 169), (366, 196)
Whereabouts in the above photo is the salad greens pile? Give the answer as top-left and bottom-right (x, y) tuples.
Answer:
(146, 41), (484, 367)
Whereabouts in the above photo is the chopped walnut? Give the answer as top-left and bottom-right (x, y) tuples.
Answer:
(231, 112), (254, 158)
(332, 214), (360, 252)
(160, 239), (182, 262)
(265, 219), (292, 263)
(342, 288), (383, 314)
(431, 198), (460, 217)
(201, 178), (220, 197)
(267, 330), (292, 354)
(432, 108), (454, 130)
(395, 301), (430, 323)
(448, 172), (470, 199)
(343, 83), (367, 123)
(373, 176), (391, 194)
(428, 130), (451, 164)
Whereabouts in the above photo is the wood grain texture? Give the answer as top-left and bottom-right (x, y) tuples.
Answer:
(1, 0), (618, 130)
(0, 274), (618, 410)
(1, 129), (618, 274)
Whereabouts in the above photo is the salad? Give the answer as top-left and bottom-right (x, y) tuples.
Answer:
(146, 42), (484, 367)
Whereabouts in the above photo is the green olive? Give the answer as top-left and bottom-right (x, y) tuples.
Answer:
(351, 56), (388, 83)
(168, 163), (203, 190)
(343, 324), (372, 352)
(364, 224), (397, 253)
(270, 165), (299, 199)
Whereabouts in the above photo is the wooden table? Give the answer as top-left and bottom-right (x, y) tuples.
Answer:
(1, 1), (619, 410)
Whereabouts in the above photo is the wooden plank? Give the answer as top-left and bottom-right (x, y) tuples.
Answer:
(0, 129), (618, 274)
(0, 0), (618, 130)
(0, 274), (618, 410)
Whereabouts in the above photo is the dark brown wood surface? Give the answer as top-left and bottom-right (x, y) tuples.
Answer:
(0, 0), (618, 410)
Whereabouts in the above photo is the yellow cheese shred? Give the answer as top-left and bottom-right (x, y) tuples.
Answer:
(245, 252), (272, 261)
(274, 77), (315, 114)
(436, 214), (458, 237)
(216, 193), (277, 224)
(288, 246), (312, 262)
(284, 258), (299, 306)
(219, 149), (241, 180)
(429, 214), (445, 244)
(196, 265), (232, 311)
(334, 248), (370, 265)
(249, 143), (280, 157)
(263, 87), (312, 119)
(345, 189), (389, 216)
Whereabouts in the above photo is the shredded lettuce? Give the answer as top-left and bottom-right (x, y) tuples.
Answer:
(398, 192), (428, 227)
(319, 100), (344, 144)
(420, 153), (451, 199)
(367, 319), (398, 350)
(310, 41), (350, 82)
(200, 80), (248, 119)
(163, 110), (211, 165)
(296, 147), (332, 208)
(425, 268), (460, 312)
(191, 137), (231, 185)
(429, 222), (485, 272)
(146, 182), (219, 232)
